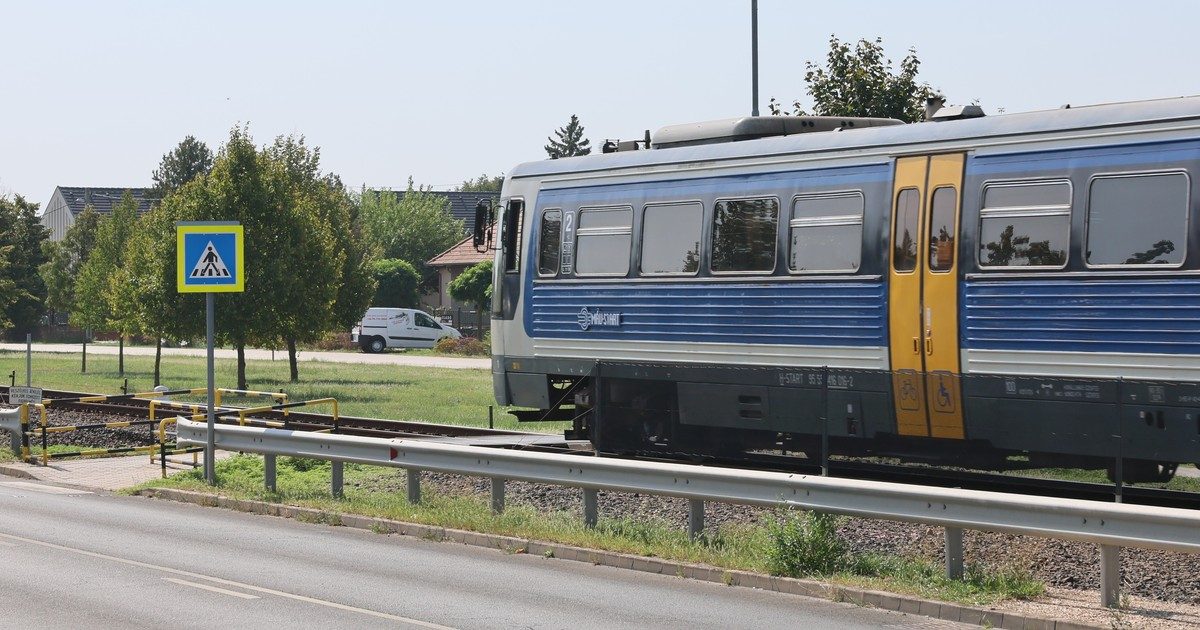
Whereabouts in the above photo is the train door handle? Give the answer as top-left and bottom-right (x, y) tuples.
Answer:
(912, 337), (920, 354)
(925, 337), (933, 355)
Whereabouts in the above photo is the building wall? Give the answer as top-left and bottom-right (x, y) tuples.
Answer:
(40, 190), (74, 242)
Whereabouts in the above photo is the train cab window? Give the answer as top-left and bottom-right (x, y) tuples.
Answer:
(710, 197), (779, 273)
(501, 199), (524, 273)
(789, 192), (863, 273)
(928, 187), (958, 272)
(575, 206), (632, 275)
(892, 188), (920, 272)
(641, 202), (702, 275)
(1086, 172), (1189, 267)
(538, 209), (562, 277)
(978, 180), (1070, 268)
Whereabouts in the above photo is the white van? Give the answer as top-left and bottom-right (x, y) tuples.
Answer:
(351, 308), (462, 352)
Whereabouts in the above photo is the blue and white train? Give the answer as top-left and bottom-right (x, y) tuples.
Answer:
(478, 97), (1200, 482)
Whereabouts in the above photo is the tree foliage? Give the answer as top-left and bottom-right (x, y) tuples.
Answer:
(544, 114), (592, 158)
(73, 191), (139, 333)
(40, 206), (100, 319)
(0, 195), (49, 336)
(456, 173), (504, 192)
(358, 181), (463, 277)
(370, 258), (420, 308)
(769, 36), (940, 124)
(449, 260), (493, 312)
(151, 135), (214, 199)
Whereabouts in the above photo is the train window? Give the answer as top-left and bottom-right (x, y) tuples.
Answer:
(789, 192), (863, 273)
(501, 199), (524, 273)
(575, 206), (632, 275)
(978, 180), (1070, 268)
(1086, 172), (1189, 267)
(892, 188), (920, 272)
(710, 197), (779, 273)
(537, 209), (562, 277)
(641, 202), (702, 275)
(928, 187), (957, 272)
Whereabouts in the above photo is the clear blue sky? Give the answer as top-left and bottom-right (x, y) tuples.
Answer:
(2, 0), (1198, 207)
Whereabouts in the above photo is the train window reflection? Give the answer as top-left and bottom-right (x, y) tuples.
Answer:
(979, 180), (1071, 268)
(893, 188), (920, 272)
(710, 197), (779, 273)
(575, 206), (632, 276)
(790, 192), (863, 273)
(641, 202), (702, 275)
(1087, 173), (1188, 267)
(928, 187), (957, 272)
(538, 209), (561, 277)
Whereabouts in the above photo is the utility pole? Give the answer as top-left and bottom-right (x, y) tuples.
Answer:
(751, 0), (759, 116)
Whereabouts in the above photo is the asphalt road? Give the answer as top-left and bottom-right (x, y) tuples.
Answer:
(0, 480), (964, 629)
(0, 342), (490, 370)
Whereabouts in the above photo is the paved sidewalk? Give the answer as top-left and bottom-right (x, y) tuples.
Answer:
(0, 342), (490, 370)
(0, 452), (227, 491)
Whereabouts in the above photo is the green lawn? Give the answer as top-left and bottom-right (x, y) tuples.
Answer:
(0, 350), (557, 432)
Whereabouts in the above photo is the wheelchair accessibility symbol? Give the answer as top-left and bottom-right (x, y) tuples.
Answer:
(933, 373), (956, 413)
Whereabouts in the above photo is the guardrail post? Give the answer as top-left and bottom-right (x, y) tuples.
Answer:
(406, 469), (421, 504)
(1100, 544), (1121, 608)
(8, 409), (20, 456)
(331, 461), (344, 498)
(264, 454), (277, 492)
(944, 527), (964, 580)
(688, 499), (705, 539)
(490, 477), (505, 515)
(583, 488), (598, 529)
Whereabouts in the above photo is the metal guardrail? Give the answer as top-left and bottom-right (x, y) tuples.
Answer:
(177, 418), (1200, 608)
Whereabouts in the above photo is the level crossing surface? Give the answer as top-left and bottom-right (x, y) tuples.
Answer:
(0, 480), (965, 629)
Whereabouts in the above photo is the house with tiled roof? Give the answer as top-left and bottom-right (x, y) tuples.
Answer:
(425, 221), (497, 311)
(40, 186), (156, 241)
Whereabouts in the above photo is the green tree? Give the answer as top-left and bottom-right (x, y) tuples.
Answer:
(110, 201), (203, 385)
(544, 114), (592, 158)
(0, 195), (49, 337)
(370, 258), (420, 308)
(448, 260), (492, 338)
(264, 134), (345, 382)
(456, 173), (504, 192)
(769, 36), (941, 123)
(0, 245), (16, 330)
(359, 181), (463, 278)
(39, 206), (100, 325)
(151, 135), (213, 199)
(74, 191), (140, 372)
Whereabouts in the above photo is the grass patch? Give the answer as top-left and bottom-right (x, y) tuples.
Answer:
(0, 350), (555, 433)
(135, 454), (1044, 606)
(766, 511), (1043, 603)
(1007, 466), (1200, 493)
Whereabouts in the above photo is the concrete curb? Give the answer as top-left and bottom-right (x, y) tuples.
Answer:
(0, 464), (39, 480)
(138, 487), (1100, 630)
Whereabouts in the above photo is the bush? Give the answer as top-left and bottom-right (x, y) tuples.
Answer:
(434, 336), (490, 356)
(766, 510), (846, 576)
(370, 258), (420, 308)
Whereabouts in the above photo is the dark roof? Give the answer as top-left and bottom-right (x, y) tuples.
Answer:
(386, 190), (500, 232)
(56, 187), (156, 216)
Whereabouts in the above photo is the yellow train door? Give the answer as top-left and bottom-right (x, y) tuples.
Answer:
(887, 154), (966, 439)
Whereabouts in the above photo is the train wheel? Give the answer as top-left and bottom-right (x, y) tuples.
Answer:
(1106, 460), (1178, 483)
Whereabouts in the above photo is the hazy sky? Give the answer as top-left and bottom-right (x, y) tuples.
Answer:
(3, 0), (1199, 208)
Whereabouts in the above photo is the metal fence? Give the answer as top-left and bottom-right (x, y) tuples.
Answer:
(176, 418), (1200, 608)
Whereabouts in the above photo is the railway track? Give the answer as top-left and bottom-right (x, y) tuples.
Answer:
(6, 386), (1200, 511)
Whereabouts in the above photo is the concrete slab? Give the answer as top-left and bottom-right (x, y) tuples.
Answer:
(0, 451), (228, 491)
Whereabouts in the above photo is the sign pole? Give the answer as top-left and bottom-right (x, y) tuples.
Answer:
(25, 333), (31, 386)
(205, 292), (216, 484)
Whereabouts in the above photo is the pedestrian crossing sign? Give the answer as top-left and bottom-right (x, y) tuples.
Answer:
(176, 222), (245, 293)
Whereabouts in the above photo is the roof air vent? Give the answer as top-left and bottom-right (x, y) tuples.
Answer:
(929, 105), (986, 122)
(652, 115), (904, 149)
